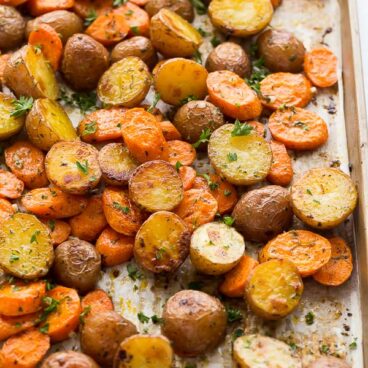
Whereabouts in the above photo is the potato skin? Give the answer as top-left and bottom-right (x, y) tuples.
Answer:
(62, 34), (109, 91)
(0, 93), (25, 140)
(53, 239), (101, 294)
(232, 185), (293, 242)
(0, 5), (25, 50)
(307, 357), (351, 368)
(80, 310), (137, 367)
(161, 290), (227, 356)
(257, 29), (305, 72)
(206, 42), (251, 77)
(41, 351), (99, 368)
(145, 0), (194, 22)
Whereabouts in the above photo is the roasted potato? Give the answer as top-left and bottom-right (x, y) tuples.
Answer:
(80, 310), (137, 367)
(97, 56), (152, 107)
(0, 5), (25, 50)
(99, 143), (139, 186)
(26, 98), (77, 151)
(0, 93), (25, 140)
(53, 239), (101, 294)
(173, 100), (224, 145)
(209, 0), (273, 37)
(190, 222), (245, 275)
(145, 0), (194, 22)
(25, 10), (84, 43)
(62, 33), (109, 91)
(111, 36), (158, 69)
(257, 29), (306, 72)
(162, 290), (227, 356)
(206, 42), (251, 77)
(150, 9), (202, 57)
(233, 334), (302, 368)
(4, 45), (59, 99)
(41, 351), (99, 368)
(307, 357), (351, 368)
(291, 168), (358, 229)
(154, 58), (208, 106)
(129, 160), (183, 212)
(0, 213), (54, 279)
(232, 185), (293, 242)
(208, 124), (272, 185)
(45, 141), (101, 194)
(134, 211), (190, 273)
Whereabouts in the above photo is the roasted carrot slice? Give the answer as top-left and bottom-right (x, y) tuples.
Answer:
(260, 73), (312, 110)
(267, 140), (293, 186)
(0, 198), (15, 225)
(73, 0), (113, 18)
(96, 226), (134, 266)
(0, 170), (24, 199)
(41, 219), (71, 246)
(0, 313), (39, 342)
(313, 237), (353, 286)
(268, 107), (328, 150)
(159, 120), (182, 141)
(219, 255), (259, 297)
(207, 174), (238, 214)
(178, 166), (196, 190)
(81, 289), (114, 316)
(304, 47), (338, 88)
(167, 140), (196, 166)
(247, 121), (266, 137)
(129, 0), (149, 6)
(5, 141), (49, 189)
(0, 0), (28, 6)
(28, 0), (75, 16)
(191, 176), (210, 191)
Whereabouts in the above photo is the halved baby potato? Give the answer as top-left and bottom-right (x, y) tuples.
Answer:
(154, 58), (208, 106)
(0, 213), (54, 279)
(233, 334), (302, 368)
(0, 93), (25, 140)
(98, 143), (139, 186)
(209, 0), (273, 37)
(26, 98), (77, 151)
(45, 141), (101, 194)
(291, 168), (358, 229)
(190, 222), (245, 275)
(134, 211), (190, 273)
(208, 124), (272, 185)
(129, 160), (183, 212)
(245, 259), (303, 320)
(150, 8), (202, 57)
(97, 56), (151, 107)
(114, 334), (174, 368)
(4, 45), (59, 99)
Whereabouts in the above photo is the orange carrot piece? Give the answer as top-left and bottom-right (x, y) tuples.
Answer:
(69, 195), (107, 241)
(41, 219), (71, 246)
(0, 198), (15, 225)
(28, 0), (75, 16)
(0, 328), (50, 368)
(96, 227), (134, 266)
(81, 289), (114, 316)
(207, 174), (238, 214)
(0, 170), (24, 199)
(270, 0), (281, 7)
(191, 176), (210, 191)
(219, 255), (259, 297)
(129, 0), (149, 6)
(267, 140), (293, 186)
(0, 313), (40, 342)
(0, 54), (11, 85)
(73, 0), (112, 18)
(159, 120), (182, 141)
(178, 166), (196, 190)
(313, 237), (353, 286)
(167, 140), (196, 166)
(0, 0), (28, 6)
(304, 47), (338, 88)
(247, 121), (266, 137)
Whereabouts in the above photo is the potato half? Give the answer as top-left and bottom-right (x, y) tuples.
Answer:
(190, 222), (245, 275)
(208, 124), (272, 185)
(45, 141), (101, 194)
(134, 211), (190, 273)
(0, 213), (54, 279)
(0, 93), (25, 140)
(291, 168), (358, 229)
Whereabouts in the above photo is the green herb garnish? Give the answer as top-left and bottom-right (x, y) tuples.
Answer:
(127, 263), (143, 281)
(305, 311), (315, 325)
(82, 121), (97, 136)
(147, 92), (160, 113)
(226, 305), (242, 322)
(190, 0), (206, 14)
(84, 9), (97, 26)
(10, 96), (34, 118)
(76, 160), (89, 175)
(227, 152), (237, 162)
(137, 312), (150, 323)
(30, 230), (41, 244)
(223, 215), (235, 226)
(231, 119), (253, 137)
(112, 202), (130, 214)
(193, 128), (211, 148)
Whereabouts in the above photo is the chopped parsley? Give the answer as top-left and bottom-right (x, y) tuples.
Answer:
(76, 160), (89, 175)
(196, 27), (208, 36)
(175, 161), (183, 171)
(127, 263), (143, 281)
(227, 152), (237, 162)
(232, 328), (244, 340)
(349, 339), (357, 350)
(59, 89), (97, 114)
(210, 35), (221, 47)
(224, 189), (232, 197)
(305, 311), (315, 325)
(113, 0), (128, 6)
(192, 128), (211, 148)
(47, 220), (56, 232)
(137, 312), (150, 323)
(231, 119), (253, 137)
(320, 344), (329, 354)
(226, 305), (242, 322)
(180, 95), (197, 105)
(9, 253), (19, 263)
(306, 189), (312, 195)
(190, 0), (206, 14)
(223, 215), (235, 226)
(293, 121), (309, 131)
(39, 323), (49, 334)
(112, 202), (130, 214)
(202, 173), (219, 190)
(79, 306), (91, 325)
(10, 96), (34, 118)
(130, 26), (140, 35)
(82, 121), (97, 136)
(245, 57), (269, 94)
(30, 230), (41, 244)
(151, 315), (163, 324)
(147, 92), (160, 113)
(192, 50), (202, 64)
(84, 9), (97, 26)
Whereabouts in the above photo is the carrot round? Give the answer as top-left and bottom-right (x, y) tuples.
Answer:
(129, 0), (149, 6)
(219, 255), (259, 297)
(260, 73), (312, 110)
(96, 226), (134, 266)
(81, 289), (114, 315)
(5, 141), (48, 189)
(28, 0), (75, 16)
(178, 166), (196, 190)
(191, 176), (210, 191)
(0, 170), (24, 199)
(207, 70), (262, 120)
(304, 47), (338, 88)
(260, 230), (332, 277)
(0, 328), (50, 368)
(0, 0), (29, 6)
(207, 174), (238, 214)
(0, 313), (40, 342)
(267, 140), (293, 186)
(247, 121), (266, 137)
(167, 140), (196, 166)
(313, 237), (353, 286)
(0, 198), (15, 225)
(160, 120), (182, 141)
(73, 0), (112, 18)
(41, 219), (71, 246)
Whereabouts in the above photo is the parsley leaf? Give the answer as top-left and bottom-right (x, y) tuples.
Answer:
(226, 305), (242, 322)
(223, 215), (235, 226)
(192, 128), (211, 148)
(192, 49), (202, 64)
(127, 263), (143, 281)
(245, 57), (269, 94)
(151, 315), (163, 324)
(227, 152), (237, 162)
(84, 9), (97, 26)
(210, 35), (221, 47)
(232, 328), (244, 340)
(320, 344), (329, 354)
(39, 323), (49, 334)
(293, 121), (309, 131)
(9, 253), (19, 263)
(201, 173), (219, 190)
(79, 306), (91, 325)
(10, 96), (34, 118)
(190, 0), (206, 14)
(112, 202), (130, 214)
(180, 95), (197, 105)
(30, 230), (41, 243)
(76, 160), (89, 175)
(306, 189), (312, 195)
(130, 26), (140, 35)
(59, 89), (97, 114)
(113, 0), (127, 6)
(196, 27), (208, 36)
(82, 121), (97, 136)
(224, 189), (232, 197)
(231, 119), (253, 136)
(147, 92), (160, 113)
(349, 339), (357, 350)
(305, 311), (315, 325)
(137, 312), (150, 323)
(47, 220), (56, 232)
(175, 161), (183, 171)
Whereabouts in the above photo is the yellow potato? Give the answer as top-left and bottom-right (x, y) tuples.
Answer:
(129, 160), (183, 212)
(0, 93), (25, 140)
(233, 335), (302, 368)
(4, 45), (59, 99)
(150, 8), (202, 57)
(114, 335), (174, 368)
(0, 213), (54, 279)
(208, 124), (272, 185)
(190, 222), (245, 275)
(45, 141), (101, 194)
(97, 56), (152, 107)
(134, 211), (190, 273)
(26, 98), (77, 151)
(245, 259), (303, 320)
(209, 0), (273, 37)
(154, 58), (208, 106)
(291, 168), (358, 229)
